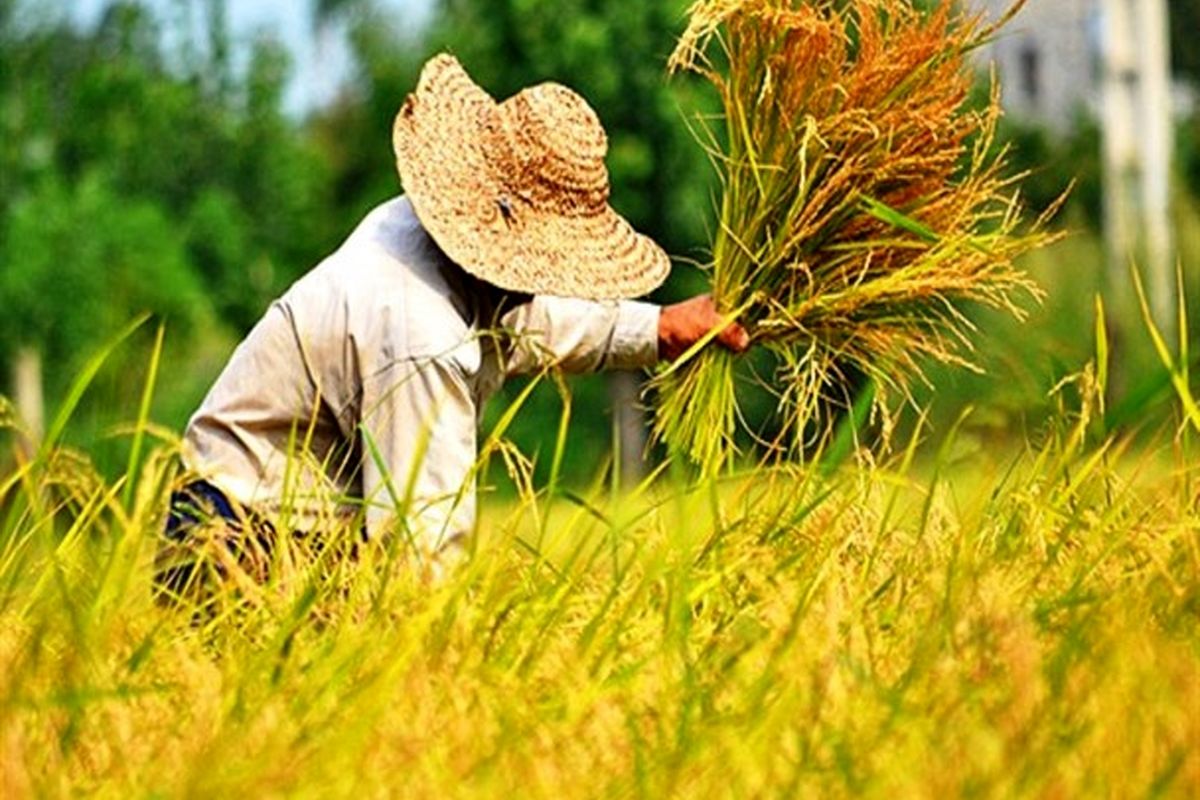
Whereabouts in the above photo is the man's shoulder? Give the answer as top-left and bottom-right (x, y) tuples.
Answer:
(353, 195), (420, 244)
(292, 195), (445, 297)
(286, 195), (480, 362)
(334, 194), (424, 266)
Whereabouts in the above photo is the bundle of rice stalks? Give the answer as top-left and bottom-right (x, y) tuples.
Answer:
(652, 0), (1061, 475)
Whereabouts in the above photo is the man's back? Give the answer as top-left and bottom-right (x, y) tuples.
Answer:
(183, 196), (484, 533)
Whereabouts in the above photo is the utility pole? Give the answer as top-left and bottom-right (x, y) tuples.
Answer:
(1099, 0), (1175, 343)
(13, 346), (43, 458)
(610, 372), (647, 489)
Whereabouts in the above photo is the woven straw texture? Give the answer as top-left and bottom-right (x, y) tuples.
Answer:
(392, 54), (669, 300)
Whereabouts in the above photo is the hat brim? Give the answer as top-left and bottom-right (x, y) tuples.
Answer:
(392, 55), (670, 300)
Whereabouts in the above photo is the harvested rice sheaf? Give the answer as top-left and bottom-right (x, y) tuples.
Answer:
(652, 0), (1061, 475)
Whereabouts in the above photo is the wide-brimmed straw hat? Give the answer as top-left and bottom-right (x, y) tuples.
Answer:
(392, 54), (670, 300)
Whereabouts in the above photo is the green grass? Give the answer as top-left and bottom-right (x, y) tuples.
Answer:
(1, 322), (1198, 797)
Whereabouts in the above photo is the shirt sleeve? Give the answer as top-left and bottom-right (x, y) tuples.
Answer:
(357, 354), (478, 562)
(499, 296), (661, 377)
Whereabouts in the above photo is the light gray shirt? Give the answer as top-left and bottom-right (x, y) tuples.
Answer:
(182, 196), (660, 556)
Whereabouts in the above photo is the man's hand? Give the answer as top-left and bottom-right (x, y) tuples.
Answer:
(658, 294), (751, 362)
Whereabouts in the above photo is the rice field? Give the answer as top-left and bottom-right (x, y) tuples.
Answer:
(1, 323), (1197, 798)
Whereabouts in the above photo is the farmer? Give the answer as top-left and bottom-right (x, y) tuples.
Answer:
(157, 54), (748, 588)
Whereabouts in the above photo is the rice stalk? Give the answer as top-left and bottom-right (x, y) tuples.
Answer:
(653, 0), (1062, 476)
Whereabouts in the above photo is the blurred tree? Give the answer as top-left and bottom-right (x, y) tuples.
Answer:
(0, 0), (332, 447)
(0, 172), (209, 437)
(314, 0), (367, 26)
(1169, 0), (1200, 85)
(1172, 1), (1200, 202)
(1183, 112), (1200, 199)
(997, 115), (1103, 227)
(5, 2), (331, 330)
(0, 172), (207, 362)
(306, 3), (426, 238)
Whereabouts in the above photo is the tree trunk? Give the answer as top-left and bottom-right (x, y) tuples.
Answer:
(14, 345), (44, 456)
(609, 371), (647, 489)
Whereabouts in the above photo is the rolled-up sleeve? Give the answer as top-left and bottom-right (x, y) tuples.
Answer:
(500, 296), (660, 376)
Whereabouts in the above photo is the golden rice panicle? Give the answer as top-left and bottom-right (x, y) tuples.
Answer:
(653, 0), (1055, 476)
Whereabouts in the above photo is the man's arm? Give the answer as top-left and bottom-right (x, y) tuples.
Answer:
(499, 294), (749, 377)
(499, 296), (658, 376)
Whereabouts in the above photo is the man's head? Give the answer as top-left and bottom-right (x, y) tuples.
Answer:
(392, 54), (669, 301)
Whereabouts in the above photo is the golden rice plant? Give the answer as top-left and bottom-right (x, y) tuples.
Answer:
(653, 0), (1061, 475)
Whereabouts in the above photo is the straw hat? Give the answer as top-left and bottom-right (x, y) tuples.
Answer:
(392, 54), (670, 300)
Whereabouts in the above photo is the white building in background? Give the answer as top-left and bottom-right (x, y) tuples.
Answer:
(972, 0), (1196, 132)
(970, 0), (1103, 132)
